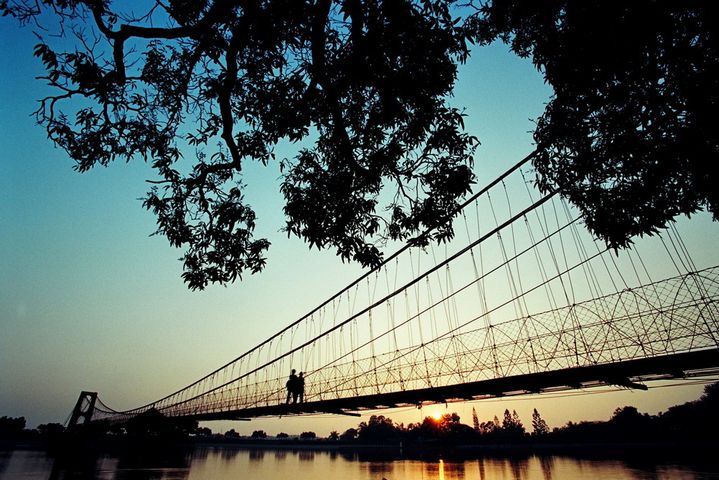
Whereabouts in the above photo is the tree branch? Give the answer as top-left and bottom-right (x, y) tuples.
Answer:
(217, 25), (243, 168)
(86, 0), (239, 83)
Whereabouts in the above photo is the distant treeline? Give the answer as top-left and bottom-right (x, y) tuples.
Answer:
(318, 382), (719, 445)
(2, 382), (717, 446)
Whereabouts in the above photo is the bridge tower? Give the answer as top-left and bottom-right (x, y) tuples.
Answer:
(68, 391), (98, 427)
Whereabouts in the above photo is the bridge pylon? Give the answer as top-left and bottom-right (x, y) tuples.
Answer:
(68, 391), (98, 428)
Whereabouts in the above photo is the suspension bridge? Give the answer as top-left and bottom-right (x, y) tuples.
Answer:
(69, 152), (719, 427)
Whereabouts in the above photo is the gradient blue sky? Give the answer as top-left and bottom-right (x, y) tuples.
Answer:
(1, 10), (717, 436)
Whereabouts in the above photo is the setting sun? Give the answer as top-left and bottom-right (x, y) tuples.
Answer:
(430, 411), (444, 421)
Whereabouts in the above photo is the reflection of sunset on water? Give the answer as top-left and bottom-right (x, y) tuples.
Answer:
(4, 448), (713, 479)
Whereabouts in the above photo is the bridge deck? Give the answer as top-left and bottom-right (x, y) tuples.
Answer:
(189, 348), (719, 421)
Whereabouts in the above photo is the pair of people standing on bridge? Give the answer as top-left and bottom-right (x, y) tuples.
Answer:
(286, 369), (305, 404)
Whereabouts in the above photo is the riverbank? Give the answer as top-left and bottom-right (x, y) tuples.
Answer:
(207, 439), (719, 462)
(4, 435), (719, 463)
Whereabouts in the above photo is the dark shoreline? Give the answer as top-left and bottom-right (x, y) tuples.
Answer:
(200, 439), (719, 461)
(4, 437), (719, 463)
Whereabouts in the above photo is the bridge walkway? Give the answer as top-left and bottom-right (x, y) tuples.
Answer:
(191, 348), (719, 421)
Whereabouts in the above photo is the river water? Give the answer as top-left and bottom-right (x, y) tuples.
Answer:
(2, 447), (718, 480)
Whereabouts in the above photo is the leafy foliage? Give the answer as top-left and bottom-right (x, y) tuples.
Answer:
(5, 0), (716, 289)
(470, 1), (719, 249)
(3, 0), (476, 289)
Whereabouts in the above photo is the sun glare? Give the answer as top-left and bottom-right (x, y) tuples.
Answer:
(431, 411), (443, 421)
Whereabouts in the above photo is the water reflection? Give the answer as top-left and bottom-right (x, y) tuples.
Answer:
(539, 455), (554, 480)
(364, 460), (393, 477)
(219, 447), (240, 461)
(477, 458), (486, 480)
(0, 448), (717, 480)
(508, 456), (529, 479)
(0, 451), (13, 477)
(248, 449), (265, 462)
(426, 459), (467, 480)
(46, 447), (191, 480)
(47, 451), (114, 480)
(297, 450), (314, 461)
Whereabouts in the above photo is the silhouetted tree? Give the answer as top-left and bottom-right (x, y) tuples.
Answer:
(37, 423), (65, 437)
(476, 414), (502, 437)
(700, 382), (719, 404)
(407, 413), (474, 441)
(608, 405), (655, 440)
(552, 420), (607, 442)
(357, 414), (400, 441)
(478, 418), (499, 436)
(471, 1), (719, 248)
(328, 430), (340, 440)
(2, 0), (477, 289)
(340, 428), (358, 441)
(276, 432), (289, 438)
(501, 409), (525, 437)
(299, 431), (317, 439)
(0, 416), (26, 438)
(410, 416), (438, 438)
(5, 1), (715, 287)
(531, 408), (549, 436)
(125, 408), (190, 437)
(438, 413), (475, 439)
(438, 413), (459, 432)
(610, 406), (642, 424)
(175, 417), (200, 435)
(251, 429), (268, 439)
(224, 428), (240, 438)
(657, 382), (719, 441)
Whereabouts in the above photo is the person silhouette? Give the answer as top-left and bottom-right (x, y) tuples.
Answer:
(298, 372), (305, 403)
(286, 369), (297, 404)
